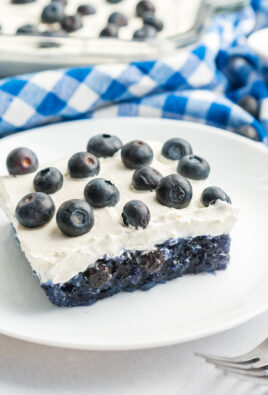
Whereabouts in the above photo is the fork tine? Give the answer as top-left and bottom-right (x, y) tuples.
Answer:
(196, 352), (260, 366)
(197, 338), (268, 385)
(196, 337), (268, 366)
(216, 367), (268, 386)
(216, 364), (268, 379)
(213, 363), (268, 376)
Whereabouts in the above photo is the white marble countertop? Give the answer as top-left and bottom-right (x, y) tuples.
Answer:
(0, 311), (267, 395)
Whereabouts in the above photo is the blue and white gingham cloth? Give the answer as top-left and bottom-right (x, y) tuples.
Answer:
(0, 0), (268, 143)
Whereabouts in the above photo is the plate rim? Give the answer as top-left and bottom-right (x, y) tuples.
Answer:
(0, 302), (267, 351)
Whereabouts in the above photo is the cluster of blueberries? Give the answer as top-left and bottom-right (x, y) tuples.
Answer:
(12, 0), (163, 41)
(7, 133), (231, 237)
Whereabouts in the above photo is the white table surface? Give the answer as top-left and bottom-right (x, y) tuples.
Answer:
(0, 311), (267, 395)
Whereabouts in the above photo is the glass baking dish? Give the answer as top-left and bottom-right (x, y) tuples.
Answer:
(0, 0), (249, 77)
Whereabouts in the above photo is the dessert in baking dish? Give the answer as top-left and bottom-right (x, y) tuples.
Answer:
(1, 0), (202, 40)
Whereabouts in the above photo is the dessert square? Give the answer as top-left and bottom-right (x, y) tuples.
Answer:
(0, 136), (237, 307)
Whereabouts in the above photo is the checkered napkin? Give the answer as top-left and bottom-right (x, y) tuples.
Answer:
(0, 0), (267, 143)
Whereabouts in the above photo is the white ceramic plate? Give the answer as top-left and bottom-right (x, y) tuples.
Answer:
(0, 117), (267, 351)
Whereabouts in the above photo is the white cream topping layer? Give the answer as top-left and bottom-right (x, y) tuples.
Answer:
(0, 141), (238, 284)
(0, 0), (201, 39)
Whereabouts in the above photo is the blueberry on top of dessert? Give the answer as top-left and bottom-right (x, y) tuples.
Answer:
(16, 24), (39, 35)
(177, 155), (210, 180)
(136, 0), (156, 17)
(41, 3), (64, 24)
(33, 167), (63, 194)
(61, 14), (83, 33)
(201, 186), (231, 207)
(121, 140), (153, 169)
(7, 147), (38, 175)
(132, 166), (163, 191)
(99, 24), (119, 38)
(84, 178), (120, 208)
(77, 4), (96, 16)
(143, 15), (164, 32)
(162, 138), (193, 160)
(56, 199), (94, 237)
(122, 200), (150, 229)
(16, 192), (55, 228)
(87, 134), (123, 157)
(133, 25), (157, 40)
(108, 12), (128, 27)
(156, 174), (193, 209)
(68, 152), (100, 178)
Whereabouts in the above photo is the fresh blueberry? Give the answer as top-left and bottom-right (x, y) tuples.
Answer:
(143, 15), (163, 32)
(142, 10), (155, 19)
(235, 125), (260, 141)
(122, 200), (150, 229)
(132, 166), (163, 191)
(86, 262), (111, 289)
(77, 4), (96, 15)
(68, 152), (100, 178)
(108, 12), (128, 27)
(136, 0), (155, 17)
(7, 147), (38, 175)
(177, 155), (210, 180)
(51, 0), (67, 5)
(121, 140), (153, 169)
(40, 29), (66, 37)
(139, 250), (165, 273)
(133, 25), (156, 40)
(201, 186), (231, 207)
(223, 57), (251, 90)
(16, 24), (39, 35)
(61, 14), (83, 33)
(84, 178), (120, 208)
(156, 174), (192, 209)
(238, 95), (259, 119)
(161, 138), (193, 160)
(15, 192), (55, 228)
(87, 134), (123, 157)
(106, 0), (123, 3)
(33, 167), (63, 194)
(99, 24), (118, 38)
(11, 0), (36, 3)
(41, 3), (64, 23)
(56, 199), (94, 237)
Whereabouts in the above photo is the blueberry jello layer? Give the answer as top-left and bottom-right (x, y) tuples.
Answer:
(42, 234), (231, 307)
(0, 140), (237, 307)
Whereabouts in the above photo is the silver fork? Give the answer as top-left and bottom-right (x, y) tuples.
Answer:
(196, 338), (268, 385)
